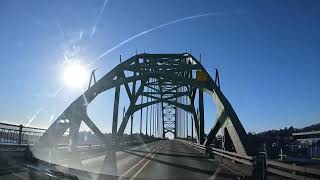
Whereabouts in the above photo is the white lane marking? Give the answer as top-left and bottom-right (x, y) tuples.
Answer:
(60, 142), (158, 164)
(209, 165), (222, 180)
(129, 143), (163, 180)
(118, 143), (161, 180)
(12, 172), (26, 180)
(208, 159), (244, 177)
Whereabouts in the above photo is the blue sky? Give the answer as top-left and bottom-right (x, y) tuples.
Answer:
(0, 0), (319, 135)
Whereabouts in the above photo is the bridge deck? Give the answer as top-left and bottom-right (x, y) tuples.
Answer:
(1, 140), (242, 179)
(120, 140), (241, 179)
(81, 140), (241, 179)
(0, 140), (244, 179)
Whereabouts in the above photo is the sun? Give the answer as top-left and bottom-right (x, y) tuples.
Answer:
(63, 62), (89, 89)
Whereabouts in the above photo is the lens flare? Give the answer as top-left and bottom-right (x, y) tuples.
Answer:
(63, 62), (88, 89)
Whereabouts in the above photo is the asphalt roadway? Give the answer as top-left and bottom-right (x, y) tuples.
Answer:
(79, 140), (242, 179)
(0, 140), (243, 180)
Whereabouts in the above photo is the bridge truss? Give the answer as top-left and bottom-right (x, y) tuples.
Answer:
(37, 53), (252, 156)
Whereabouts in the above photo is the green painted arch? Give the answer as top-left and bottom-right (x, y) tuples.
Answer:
(36, 53), (251, 156)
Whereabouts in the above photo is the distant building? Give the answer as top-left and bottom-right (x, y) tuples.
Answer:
(292, 131), (320, 158)
(293, 130), (320, 143)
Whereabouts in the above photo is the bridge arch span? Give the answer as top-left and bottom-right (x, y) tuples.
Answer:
(37, 53), (252, 156)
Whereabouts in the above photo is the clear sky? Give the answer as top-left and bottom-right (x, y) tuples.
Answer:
(0, 0), (319, 135)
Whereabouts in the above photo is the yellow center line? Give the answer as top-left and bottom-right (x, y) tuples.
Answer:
(130, 143), (163, 180)
(118, 143), (161, 180)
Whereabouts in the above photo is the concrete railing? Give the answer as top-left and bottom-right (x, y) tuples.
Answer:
(179, 139), (320, 179)
(266, 160), (320, 180)
(178, 139), (255, 166)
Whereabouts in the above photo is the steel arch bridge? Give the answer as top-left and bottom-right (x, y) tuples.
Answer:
(37, 53), (252, 156)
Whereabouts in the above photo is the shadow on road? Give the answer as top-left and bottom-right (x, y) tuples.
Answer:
(123, 149), (208, 159)
(122, 150), (237, 179)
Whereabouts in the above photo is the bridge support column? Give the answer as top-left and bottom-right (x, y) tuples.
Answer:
(69, 119), (81, 152)
(191, 116), (194, 141)
(112, 84), (120, 145)
(101, 150), (118, 177)
(161, 101), (165, 139)
(220, 118), (248, 155)
(146, 96), (149, 136)
(130, 115), (133, 135)
(140, 96), (143, 135)
(199, 89), (205, 144)
(174, 106), (177, 138)
(67, 119), (82, 168)
(222, 128), (226, 150)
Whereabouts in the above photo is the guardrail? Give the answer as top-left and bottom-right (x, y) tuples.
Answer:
(0, 123), (69, 145)
(179, 139), (320, 179)
(266, 160), (320, 180)
(179, 139), (255, 166)
(0, 123), (46, 144)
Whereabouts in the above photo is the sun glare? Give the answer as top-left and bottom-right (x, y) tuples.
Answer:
(63, 62), (89, 89)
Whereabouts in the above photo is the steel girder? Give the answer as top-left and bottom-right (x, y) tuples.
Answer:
(36, 53), (252, 156)
(163, 102), (176, 137)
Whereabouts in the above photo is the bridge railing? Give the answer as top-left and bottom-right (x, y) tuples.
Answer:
(178, 139), (255, 166)
(179, 139), (320, 179)
(266, 160), (320, 180)
(0, 123), (44, 144)
(0, 123), (70, 145)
